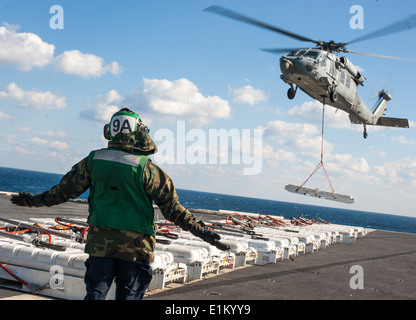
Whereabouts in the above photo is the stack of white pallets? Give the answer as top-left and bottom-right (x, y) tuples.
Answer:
(0, 213), (369, 299)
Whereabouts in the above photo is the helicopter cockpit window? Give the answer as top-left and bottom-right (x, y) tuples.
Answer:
(289, 50), (320, 60)
(346, 75), (351, 88)
(320, 54), (327, 67)
(303, 51), (320, 60)
(289, 49), (305, 56)
(329, 60), (336, 78)
(340, 70), (346, 84)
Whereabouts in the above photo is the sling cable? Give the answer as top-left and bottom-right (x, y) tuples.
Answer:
(285, 103), (355, 204)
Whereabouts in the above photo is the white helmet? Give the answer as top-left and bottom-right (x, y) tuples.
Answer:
(103, 108), (148, 140)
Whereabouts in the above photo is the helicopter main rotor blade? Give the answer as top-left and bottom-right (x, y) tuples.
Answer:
(260, 47), (306, 54)
(204, 5), (319, 44)
(343, 49), (412, 61)
(347, 14), (416, 45)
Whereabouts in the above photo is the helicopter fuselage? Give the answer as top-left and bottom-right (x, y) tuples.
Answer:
(205, 5), (411, 138)
(279, 48), (379, 125)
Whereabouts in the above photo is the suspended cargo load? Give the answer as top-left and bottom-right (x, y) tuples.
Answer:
(284, 105), (355, 204)
(285, 184), (355, 204)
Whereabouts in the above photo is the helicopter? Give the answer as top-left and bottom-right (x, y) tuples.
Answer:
(205, 6), (414, 138)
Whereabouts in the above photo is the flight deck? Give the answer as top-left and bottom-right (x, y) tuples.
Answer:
(0, 192), (414, 301)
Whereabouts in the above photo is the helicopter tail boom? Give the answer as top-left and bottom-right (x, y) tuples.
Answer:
(349, 90), (409, 137)
(349, 92), (409, 128)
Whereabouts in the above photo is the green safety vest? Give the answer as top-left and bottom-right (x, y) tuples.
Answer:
(86, 148), (155, 235)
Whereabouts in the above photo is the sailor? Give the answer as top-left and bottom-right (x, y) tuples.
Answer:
(10, 108), (230, 300)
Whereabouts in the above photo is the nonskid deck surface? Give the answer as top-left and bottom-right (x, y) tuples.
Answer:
(0, 193), (415, 300)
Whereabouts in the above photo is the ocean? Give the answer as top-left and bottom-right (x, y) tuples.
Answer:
(1, 166), (415, 234)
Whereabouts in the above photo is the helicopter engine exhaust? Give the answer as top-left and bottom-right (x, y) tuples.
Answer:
(339, 57), (365, 84)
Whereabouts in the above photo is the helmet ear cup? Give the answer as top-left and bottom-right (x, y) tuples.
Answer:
(103, 124), (111, 140)
(138, 123), (150, 134)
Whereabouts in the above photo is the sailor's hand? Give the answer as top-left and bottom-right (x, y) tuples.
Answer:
(10, 192), (35, 207)
(213, 239), (232, 251)
(198, 227), (231, 251)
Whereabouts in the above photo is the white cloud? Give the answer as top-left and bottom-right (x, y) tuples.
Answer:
(286, 100), (393, 135)
(260, 119), (333, 156)
(258, 119), (375, 187)
(40, 131), (67, 138)
(262, 143), (297, 168)
(14, 146), (33, 155)
(49, 141), (68, 150)
(80, 89), (122, 123)
(231, 85), (268, 105)
(0, 23), (55, 71)
(287, 100), (355, 130)
(326, 153), (370, 174)
(14, 126), (31, 133)
(355, 65), (364, 73)
(29, 137), (48, 145)
(391, 135), (416, 145)
(0, 82), (66, 110)
(5, 134), (15, 144)
(374, 158), (416, 185)
(0, 110), (12, 120)
(0, 23), (121, 78)
(125, 78), (232, 126)
(54, 50), (122, 78)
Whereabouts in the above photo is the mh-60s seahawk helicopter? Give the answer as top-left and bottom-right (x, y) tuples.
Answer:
(205, 6), (415, 138)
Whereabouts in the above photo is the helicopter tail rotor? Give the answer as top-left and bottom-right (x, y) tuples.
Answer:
(373, 90), (408, 130)
(378, 89), (392, 101)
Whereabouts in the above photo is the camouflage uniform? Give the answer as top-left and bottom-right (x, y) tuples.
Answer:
(15, 129), (205, 263)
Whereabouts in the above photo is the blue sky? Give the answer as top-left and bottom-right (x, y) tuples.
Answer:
(0, 0), (415, 217)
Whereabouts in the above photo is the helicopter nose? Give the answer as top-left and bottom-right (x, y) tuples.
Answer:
(280, 58), (293, 74)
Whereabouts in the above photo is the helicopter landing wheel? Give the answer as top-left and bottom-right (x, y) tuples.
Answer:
(287, 86), (296, 100)
(363, 125), (368, 139)
(329, 90), (338, 103)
